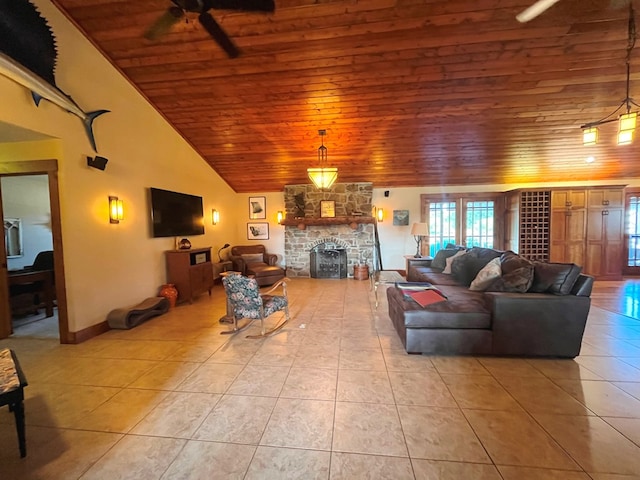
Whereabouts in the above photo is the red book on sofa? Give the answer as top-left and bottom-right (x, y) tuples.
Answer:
(408, 289), (447, 307)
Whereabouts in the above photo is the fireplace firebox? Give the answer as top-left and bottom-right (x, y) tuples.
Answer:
(310, 243), (347, 279)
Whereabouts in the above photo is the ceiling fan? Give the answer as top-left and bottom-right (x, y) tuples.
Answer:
(144, 0), (275, 58)
(517, 0), (631, 22)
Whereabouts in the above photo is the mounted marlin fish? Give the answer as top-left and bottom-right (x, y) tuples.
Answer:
(0, 0), (109, 151)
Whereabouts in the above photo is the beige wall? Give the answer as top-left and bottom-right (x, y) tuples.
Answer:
(0, 0), (241, 332)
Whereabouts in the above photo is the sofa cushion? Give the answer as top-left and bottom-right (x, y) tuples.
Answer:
(469, 257), (501, 291)
(431, 248), (462, 270)
(443, 250), (467, 274)
(409, 267), (461, 286)
(388, 286), (491, 329)
(487, 266), (534, 293)
(451, 247), (502, 286)
(529, 262), (582, 295)
(241, 253), (264, 264)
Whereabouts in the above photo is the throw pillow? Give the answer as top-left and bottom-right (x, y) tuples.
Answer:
(469, 257), (502, 291)
(431, 248), (462, 270)
(451, 247), (502, 286)
(241, 253), (264, 264)
(486, 265), (534, 293)
(529, 262), (583, 295)
(499, 251), (532, 274)
(443, 249), (467, 274)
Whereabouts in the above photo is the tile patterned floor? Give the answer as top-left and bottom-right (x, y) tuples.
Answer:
(1, 278), (640, 479)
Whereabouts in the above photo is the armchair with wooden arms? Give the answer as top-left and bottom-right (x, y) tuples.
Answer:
(230, 244), (285, 286)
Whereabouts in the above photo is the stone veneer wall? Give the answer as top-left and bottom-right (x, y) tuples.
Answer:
(283, 183), (375, 278)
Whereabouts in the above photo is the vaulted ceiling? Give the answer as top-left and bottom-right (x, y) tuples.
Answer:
(51, 0), (640, 192)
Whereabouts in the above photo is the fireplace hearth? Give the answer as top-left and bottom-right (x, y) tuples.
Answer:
(310, 243), (347, 279)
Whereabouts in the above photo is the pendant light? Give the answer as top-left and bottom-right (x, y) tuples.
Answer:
(307, 129), (338, 189)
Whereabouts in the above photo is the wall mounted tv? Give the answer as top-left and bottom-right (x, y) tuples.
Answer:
(150, 187), (205, 238)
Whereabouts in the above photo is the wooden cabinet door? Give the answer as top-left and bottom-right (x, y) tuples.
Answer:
(550, 209), (586, 264)
(588, 188), (625, 208)
(585, 208), (624, 278)
(552, 190), (586, 209)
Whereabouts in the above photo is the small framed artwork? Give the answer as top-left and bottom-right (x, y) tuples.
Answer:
(393, 210), (410, 226)
(249, 196), (266, 219)
(320, 200), (336, 218)
(247, 222), (269, 240)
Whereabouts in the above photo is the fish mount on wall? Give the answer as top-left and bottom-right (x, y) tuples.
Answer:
(0, 0), (109, 152)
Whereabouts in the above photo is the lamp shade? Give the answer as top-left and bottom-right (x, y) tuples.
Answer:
(410, 222), (429, 236)
(307, 167), (338, 189)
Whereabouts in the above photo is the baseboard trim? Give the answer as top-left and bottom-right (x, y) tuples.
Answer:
(69, 320), (110, 344)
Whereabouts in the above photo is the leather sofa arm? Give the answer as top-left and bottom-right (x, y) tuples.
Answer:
(485, 292), (591, 357)
(264, 253), (278, 266)
(230, 256), (247, 274)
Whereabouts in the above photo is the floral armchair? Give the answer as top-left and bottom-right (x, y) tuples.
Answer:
(221, 274), (290, 338)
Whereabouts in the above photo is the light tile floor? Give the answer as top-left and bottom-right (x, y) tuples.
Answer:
(1, 278), (640, 479)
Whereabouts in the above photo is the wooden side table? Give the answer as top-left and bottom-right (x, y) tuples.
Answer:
(213, 261), (233, 283)
(404, 255), (433, 276)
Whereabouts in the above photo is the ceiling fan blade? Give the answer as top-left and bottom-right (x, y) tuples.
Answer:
(198, 12), (240, 58)
(516, 0), (562, 23)
(209, 0), (275, 12)
(144, 7), (184, 40)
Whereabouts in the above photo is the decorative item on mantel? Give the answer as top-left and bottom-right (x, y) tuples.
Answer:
(294, 192), (306, 218)
(158, 284), (178, 309)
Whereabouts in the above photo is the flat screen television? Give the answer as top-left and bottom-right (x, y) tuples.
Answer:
(150, 187), (205, 238)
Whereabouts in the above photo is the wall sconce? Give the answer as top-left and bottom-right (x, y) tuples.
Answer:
(212, 209), (220, 225)
(277, 211), (284, 224)
(109, 196), (123, 224)
(376, 208), (384, 222)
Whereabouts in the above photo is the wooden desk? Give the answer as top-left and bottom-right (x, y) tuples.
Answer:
(8, 270), (54, 318)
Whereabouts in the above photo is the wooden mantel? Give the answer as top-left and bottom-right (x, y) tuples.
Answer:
(281, 216), (375, 230)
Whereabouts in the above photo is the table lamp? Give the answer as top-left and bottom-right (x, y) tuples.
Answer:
(410, 223), (429, 258)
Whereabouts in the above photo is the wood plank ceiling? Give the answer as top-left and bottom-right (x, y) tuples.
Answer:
(51, 0), (640, 192)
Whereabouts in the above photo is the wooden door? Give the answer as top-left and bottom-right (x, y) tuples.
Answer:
(0, 184), (11, 338)
(623, 191), (640, 275)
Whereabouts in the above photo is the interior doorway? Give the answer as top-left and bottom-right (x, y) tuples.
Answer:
(0, 159), (70, 342)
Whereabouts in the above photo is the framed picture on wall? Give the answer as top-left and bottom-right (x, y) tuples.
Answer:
(247, 222), (269, 240)
(393, 210), (409, 226)
(320, 200), (336, 218)
(249, 196), (266, 219)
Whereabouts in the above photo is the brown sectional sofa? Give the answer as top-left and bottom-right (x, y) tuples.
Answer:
(387, 247), (594, 358)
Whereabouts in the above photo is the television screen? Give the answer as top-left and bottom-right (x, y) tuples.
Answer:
(150, 187), (205, 238)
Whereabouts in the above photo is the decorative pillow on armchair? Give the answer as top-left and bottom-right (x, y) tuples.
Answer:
(241, 253), (265, 265)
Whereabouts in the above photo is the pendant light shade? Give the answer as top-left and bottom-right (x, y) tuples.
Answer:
(307, 129), (338, 189)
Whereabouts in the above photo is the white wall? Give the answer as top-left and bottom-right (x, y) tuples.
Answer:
(1, 175), (52, 270)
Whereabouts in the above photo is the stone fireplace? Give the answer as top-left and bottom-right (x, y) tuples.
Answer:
(282, 183), (375, 278)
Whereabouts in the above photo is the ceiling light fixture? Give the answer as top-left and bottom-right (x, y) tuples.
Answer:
(307, 129), (338, 190)
(582, 4), (639, 146)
